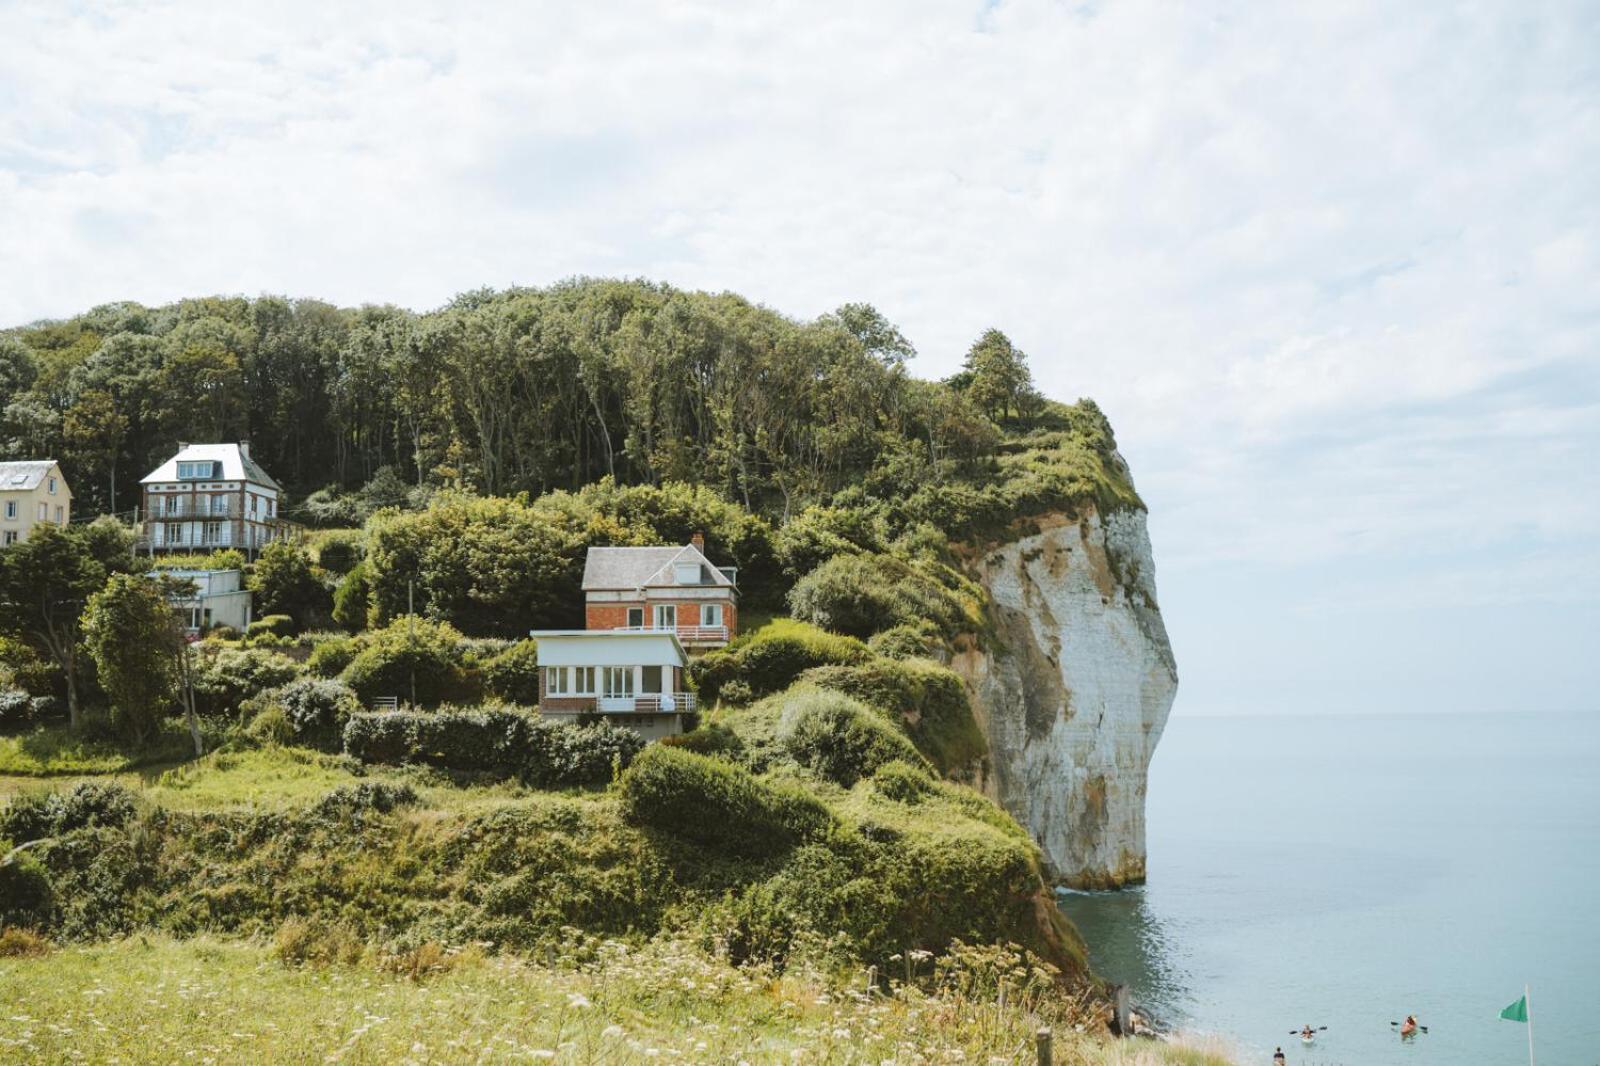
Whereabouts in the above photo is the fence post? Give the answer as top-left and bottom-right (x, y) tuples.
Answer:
(865, 965), (876, 994)
(1113, 984), (1131, 1035)
(1035, 1027), (1053, 1066)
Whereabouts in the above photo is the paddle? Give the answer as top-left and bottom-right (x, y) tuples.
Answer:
(1288, 1027), (1328, 1034)
(1390, 1021), (1430, 1034)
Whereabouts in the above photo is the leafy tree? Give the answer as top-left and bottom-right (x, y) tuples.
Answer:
(61, 389), (128, 514)
(248, 541), (326, 625)
(955, 329), (1041, 422)
(825, 303), (916, 365)
(0, 522), (134, 729)
(82, 574), (181, 747)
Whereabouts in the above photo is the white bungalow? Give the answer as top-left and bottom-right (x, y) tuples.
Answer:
(530, 629), (694, 741)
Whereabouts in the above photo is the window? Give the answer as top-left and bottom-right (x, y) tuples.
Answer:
(54, 506), (63, 524)
(165, 522), (183, 545)
(701, 603), (724, 627)
(640, 665), (663, 694)
(626, 607), (644, 628)
(3, 531), (16, 546)
(653, 604), (677, 630)
(204, 522), (223, 544)
(37, 502), (47, 521)
(177, 461), (213, 480)
(573, 667), (595, 694)
(212, 496), (229, 515)
(47, 477), (56, 494)
(547, 667), (569, 695)
(3, 501), (14, 520)
(603, 667), (634, 699)
(674, 562), (702, 585)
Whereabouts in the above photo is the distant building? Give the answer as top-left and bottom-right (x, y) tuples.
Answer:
(139, 442), (292, 556)
(157, 568), (253, 634)
(581, 534), (738, 648)
(0, 460), (72, 547)
(530, 629), (694, 740)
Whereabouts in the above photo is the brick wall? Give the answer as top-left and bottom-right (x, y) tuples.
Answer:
(585, 603), (636, 630)
(584, 598), (737, 634)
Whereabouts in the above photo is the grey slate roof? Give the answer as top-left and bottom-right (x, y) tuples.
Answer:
(0, 460), (61, 492)
(581, 544), (736, 591)
(141, 443), (282, 490)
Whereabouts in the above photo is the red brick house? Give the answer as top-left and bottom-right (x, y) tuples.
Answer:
(530, 630), (693, 740)
(581, 534), (737, 648)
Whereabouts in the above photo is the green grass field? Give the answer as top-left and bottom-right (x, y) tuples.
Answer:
(0, 934), (1232, 1065)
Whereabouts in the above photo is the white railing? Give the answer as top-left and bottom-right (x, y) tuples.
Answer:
(613, 624), (729, 643)
(594, 692), (698, 714)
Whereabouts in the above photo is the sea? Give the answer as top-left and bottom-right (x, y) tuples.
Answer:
(1057, 712), (1600, 1066)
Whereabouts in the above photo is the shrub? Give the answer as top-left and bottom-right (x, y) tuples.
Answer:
(207, 624), (242, 642)
(248, 541), (328, 625)
(342, 708), (641, 786)
(692, 620), (869, 703)
(0, 781), (138, 844)
(0, 926), (52, 957)
(331, 562), (372, 633)
(803, 657), (987, 775)
(0, 689), (33, 730)
(307, 637), (357, 678)
(872, 759), (937, 803)
(273, 916), (366, 968)
(618, 745), (836, 858)
(777, 688), (930, 787)
(0, 853), (54, 929)
(718, 679), (754, 705)
(312, 781), (419, 818)
(868, 621), (945, 661)
(0, 636), (54, 695)
(246, 614), (298, 641)
(480, 639), (540, 705)
(527, 719), (644, 788)
(272, 677), (361, 749)
(339, 618), (479, 708)
(788, 553), (973, 640)
(342, 711), (415, 764)
(660, 722), (745, 761)
(245, 704), (294, 745)
(191, 647), (302, 716)
(311, 530), (365, 575)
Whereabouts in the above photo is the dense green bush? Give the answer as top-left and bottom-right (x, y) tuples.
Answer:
(192, 648), (302, 716)
(307, 637), (357, 678)
(660, 722), (746, 761)
(331, 561), (372, 632)
(343, 708), (642, 786)
(618, 745), (836, 858)
(803, 657), (987, 775)
(0, 782), (138, 844)
(338, 618), (479, 708)
(788, 553), (975, 640)
(692, 620), (868, 703)
(310, 530), (365, 575)
(270, 677), (361, 750)
(0, 635), (54, 695)
(248, 541), (328, 626)
(867, 621), (945, 661)
(0, 852), (54, 928)
(312, 782), (419, 819)
(773, 503), (888, 581)
(871, 759), (938, 803)
(777, 688), (930, 787)
(480, 640), (540, 705)
(245, 614), (298, 641)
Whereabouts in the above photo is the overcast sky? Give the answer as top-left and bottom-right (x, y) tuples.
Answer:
(2, 1), (1596, 715)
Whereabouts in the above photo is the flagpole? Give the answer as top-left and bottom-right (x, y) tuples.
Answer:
(1525, 983), (1534, 1066)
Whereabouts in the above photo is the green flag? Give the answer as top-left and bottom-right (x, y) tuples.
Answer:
(1500, 995), (1528, 1023)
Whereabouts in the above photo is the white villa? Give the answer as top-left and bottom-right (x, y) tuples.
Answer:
(139, 442), (292, 556)
(530, 629), (694, 740)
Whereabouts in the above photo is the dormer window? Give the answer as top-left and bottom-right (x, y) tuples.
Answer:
(177, 461), (215, 480)
(674, 562), (702, 585)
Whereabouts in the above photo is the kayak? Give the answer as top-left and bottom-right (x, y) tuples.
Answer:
(1400, 1022), (1418, 1037)
(1301, 1035), (1315, 1045)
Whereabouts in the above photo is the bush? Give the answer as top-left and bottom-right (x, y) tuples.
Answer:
(246, 614), (298, 641)
(331, 561), (372, 632)
(0, 636), (54, 695)
(307, 637), (357, 679)
(274, 677), (361, 750)
(339, 618), (479, 708)
(718, 679), (754, 705)
(207, 624), (242, 642)
(245, 704), (294, 745)
(691, 620), (869, 703)
(191, 648), (302, 717)
(0, 689), (33, 730)
(777, 688), (930, 787)
(342, 708), (642, 786)
(788, 553), (974, 640)
(871, 759), (937, 803)
(312, 781), (419, 819)
(248, 541), (328, 625)
(0, 781), (139, 844)
(480, 639), (540, 705)
(803, 657), (987, 775)
(0, 926), (52, 957)
(660, 722), (745, 761)
(0, 853), (54, 928)
(311, 530), (365, 575)
(618, 745), (836, 858)
(868, 621), (945, 661)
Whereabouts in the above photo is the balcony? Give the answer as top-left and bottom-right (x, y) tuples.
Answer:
(547, 692), (698, 715)
(612, 624), (729, 645)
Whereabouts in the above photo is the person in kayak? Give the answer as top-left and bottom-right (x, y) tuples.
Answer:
(1400, 1015), (1419, 1037)
(1300, 1024), (1316, 1041)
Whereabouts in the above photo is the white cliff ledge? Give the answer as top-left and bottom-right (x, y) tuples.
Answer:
(953, 505), (1177, 889)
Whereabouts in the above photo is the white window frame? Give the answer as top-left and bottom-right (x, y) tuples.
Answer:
(701, 603), (724, 627)
(37, 502), (47, 521)
(2, 530), (16, 545)
(204, 521), (223, 544)
(164, 522), (183, 545)
(3, 501), (14, 520)
(573, 666), (596, 695)
(212, 495), (229, 515)
(602, 667), (634, 699)
(653, 604), (677, 630)
(547, 667), (570, 695)
(674, 562), (701, 585)
(626, 606), (644, 628)
(54, 506), (63, 524)
(47, 477), (56, 494)
(177, 461), (211, 480)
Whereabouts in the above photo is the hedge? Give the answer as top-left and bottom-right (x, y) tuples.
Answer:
(787, 553), (976, 640)
(691, 619), (869, 703)
(776, 688), (930, 787)
(617, 745), (836, 858)
(802, 657), (988, 775)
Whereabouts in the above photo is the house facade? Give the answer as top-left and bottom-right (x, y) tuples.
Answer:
(532, 630), (694, 740)
(0, 460), (71, 547)
(581, 534), (738, 648)
(157, 568), (253, 634)
(139, 442), (292, 556)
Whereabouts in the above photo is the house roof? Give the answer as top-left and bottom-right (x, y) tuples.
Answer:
(527, 630), (688, 668)
(141, 443), (281, 490)
(0, 460), (63, 493)
(581, 544), (736, 591)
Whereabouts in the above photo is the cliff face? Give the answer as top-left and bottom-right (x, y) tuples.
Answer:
(952, 505), (1177, 889)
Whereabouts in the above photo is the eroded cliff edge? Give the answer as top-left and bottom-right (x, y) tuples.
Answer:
(952, 504), (1177, 889)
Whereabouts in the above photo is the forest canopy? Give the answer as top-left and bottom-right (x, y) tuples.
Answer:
(0, 278), (1137, 532)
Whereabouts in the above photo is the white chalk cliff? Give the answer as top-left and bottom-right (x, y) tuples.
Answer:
(952, 505), (1177, 889)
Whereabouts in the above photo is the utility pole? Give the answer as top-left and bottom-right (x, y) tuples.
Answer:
(408, 579), (417, 707)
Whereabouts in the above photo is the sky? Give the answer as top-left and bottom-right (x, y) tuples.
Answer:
(1, 0), (1596, 716)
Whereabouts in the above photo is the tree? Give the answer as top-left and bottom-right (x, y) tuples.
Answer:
(82, 574), (183, 747)
(248, 541), (326, 625)
(957, 329), (1041, 422)
(0, 522), (133, 730)
(826, 303), (916, 365)
(62, 389), (128, 514)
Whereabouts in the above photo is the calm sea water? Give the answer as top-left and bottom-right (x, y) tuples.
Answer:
(1058, 712), (1600, 1066)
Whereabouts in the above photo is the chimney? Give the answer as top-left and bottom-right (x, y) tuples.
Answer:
(690, 532), (705, 553)
(238, 440), (251, 460)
